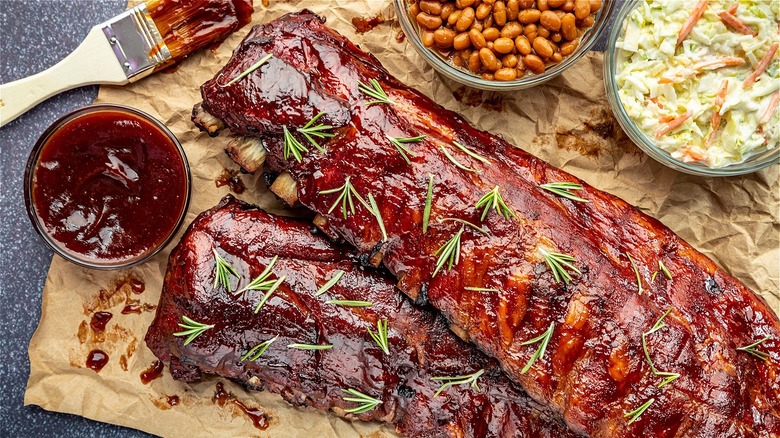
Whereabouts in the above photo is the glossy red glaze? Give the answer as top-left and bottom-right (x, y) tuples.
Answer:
(140, 360), (165, 385)
(87, 350), (109, 372)
(90, 311), (113, 333)
(197, 12), (780, 437)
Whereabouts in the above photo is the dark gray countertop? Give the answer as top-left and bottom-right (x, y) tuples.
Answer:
(0, 1), (614, 436)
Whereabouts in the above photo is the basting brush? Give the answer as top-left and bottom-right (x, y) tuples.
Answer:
(0, 0), (253, 128)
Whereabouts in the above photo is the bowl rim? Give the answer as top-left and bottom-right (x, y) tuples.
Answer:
(603, 0), (779, 177)
(23, 103), (192, 270)
(393, 0), (616, 91)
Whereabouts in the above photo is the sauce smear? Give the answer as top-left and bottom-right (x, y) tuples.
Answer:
(31, 109), (188, 264)
(90, 311), (113, 332)
(86, 350), (109, 372)
(141, 360), (164, 384)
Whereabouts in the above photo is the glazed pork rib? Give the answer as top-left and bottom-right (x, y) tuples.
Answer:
(145, 195), (579, 437)
(194, 11), (780, 437)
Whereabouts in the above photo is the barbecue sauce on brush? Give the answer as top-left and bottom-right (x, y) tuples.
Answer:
(30, 109), (187, 264)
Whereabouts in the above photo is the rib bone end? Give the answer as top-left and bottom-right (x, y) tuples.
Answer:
(269, 172), (299, 206)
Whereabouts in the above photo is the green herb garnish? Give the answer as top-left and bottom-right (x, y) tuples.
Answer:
(320, 176), (370, 219)
(433, 228), (464, 277)
(737, 336), (771, 361)
(213, 248), (239, 291)
(658, 260), (672, 280)
(240, 335), (279, 362)
(173, 315), (214, 346)
(642, 308), (680, 388)
(423, 174), (434, 234)
(388, 135), (424, 164)
(539, 182), (589, 203)
(298, 112), (334, 152)
(253, 276), (286, 313)
(520, 322), (555, 374)
(367, 193), (388, 241)
(341, 388), (383, 414)
(624, 398), (654, 424)
(223, 53), (273, 87)
(236, 256), (279, 295)
(440, 217), (488, 234)
(464, 286), (499, 292)
(283, 126), (309, 162)
(287, 343), (333, 350)
(452, 141), (490, 164)
(315, 270), (345, 297)
(475, 185), (515, 220)
(431, 369), (484, 398)
(538, 248), (581, 285)
(627, 253), (643, 295)
(325, 299), (373, 307)
(367, 318), (390, 354)
(439, 144), (477, 172)
(358, 78), (394, 106)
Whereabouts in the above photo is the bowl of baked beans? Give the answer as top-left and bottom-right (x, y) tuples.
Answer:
(395, 0), (614, 90)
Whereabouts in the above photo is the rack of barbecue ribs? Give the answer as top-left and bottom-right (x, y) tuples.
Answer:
(192, 11), (779, 438)
(145, 195), (580, 437)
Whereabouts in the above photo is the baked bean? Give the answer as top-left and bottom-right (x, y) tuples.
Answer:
(560, 39), (578, 55)
(538, 27), (550, 39)
(476, 3), (492, 20)
(524, 54), (545, 73)
(574, 0), (591, 20)
(589, 0), (602, 12)
(486, 41), (494, 49)
(482, 0), (496, 5)
(456, 0), (476, 8)
(434, 27), (456, 47)
(548, 0), (566, 6)
(469, 28), (488, 48)
(483, 15), (494, 29)
(551, 31), (562, 43)
(500, 22), (523, 38)
(507, 0), (520, 20)
(501, 53), (519, 67)
(518, 9), (541, 24)
(551, 52), (563, 62)
(524, 23), (538, 40)
(456, 7), (476, 32)
(482, 27), (500, 41)
(562, 0), (575, 12)
(481, 72), (495, 80)
(495, 67), (518, 81)
(448, 10), (462, 26)
(561, 13), (577, 40)
(516, 67), (526, 78)
(533, 36), (554, 58)
(420, 0), (442, 16)
(538, 0), (549, 12)
(460, 49), (472, 60)
(540, 10), (561, 31)
(471, 21), (483, 32)
(579, 15), (594, 27)
(421, 29), (435, 47)
(417, 12), (443, 30)
(493, 37), (515, 54)
(479, 47), (501, 71)
(453, 32), (472, 50)
(515, 35), (532, 54)
(409, 3), (420, 18)
(468, 51), (482, 72)
(441, 3), (455, 20)
(518, 0), (535, 9)
(493, 1), (508, 26)
(452, 55), (465, 67)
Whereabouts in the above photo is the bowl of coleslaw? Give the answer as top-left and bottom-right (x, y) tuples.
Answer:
(604, 0), (779, 176)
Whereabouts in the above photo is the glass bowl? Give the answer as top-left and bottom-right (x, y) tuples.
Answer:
(604, 0), (779, 176)
(24, 104), (192, 269)
(394, 0), (616, 91)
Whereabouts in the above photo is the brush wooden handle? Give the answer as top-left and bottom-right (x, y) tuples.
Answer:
(0, 26), (128, 128)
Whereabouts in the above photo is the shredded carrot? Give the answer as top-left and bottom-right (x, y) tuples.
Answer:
(706, 80), (729, 146)
(677, 0), (710, 46)
(727, 2), (738, 14)
(655, 112), (692, 138)
(744, 42), (779, 88)
(760, 91), (779, 125)
(718, 11), (757, 36)
(678, 146), (707, 163)
(649, 97), (664, 109)
(693, 57), (745, 71)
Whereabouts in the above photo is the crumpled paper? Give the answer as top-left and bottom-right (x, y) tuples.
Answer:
(25, 0), (779, 437)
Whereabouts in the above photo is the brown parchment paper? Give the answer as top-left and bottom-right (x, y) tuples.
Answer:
(25, 1), (779, 437)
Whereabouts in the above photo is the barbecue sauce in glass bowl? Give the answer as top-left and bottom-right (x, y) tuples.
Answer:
(24, 105), (191, 269)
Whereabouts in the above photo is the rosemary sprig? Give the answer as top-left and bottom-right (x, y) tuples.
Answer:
(367, 193), (388, 241)
(464, 286), (499, 292)
(253, 276), (286, 313)
(315, 270), (345, 297)
(240, 335), (279, 362)
(325, 299), (373, 307)
(624, 398), (654, 424)
(475, 185), (515, 220)
(283, 126), (309, 162)
(642, 308), (680, 388)
(440, 217), (488, 234)
(627, 253), (644, 295)
(213, 248), (239, 291)
(423, 174), (434, 234)
(431, 369), (484, 398)
(520, 322), (555, 374)
(538, 248), (581, 285)
(539, 182), (589, 203)
(341, 388), (383, 414)
(367, 318), (390, 354)
(320, 176), (370, 219)
(433, 228), (464, 277)
(236, 256), (278, 295)
(452, 141), (490, 164)
(439, 144), (477, 172)
(173, 315), (214, 346)
(737, 336), (771, 361)
(223, 53), (273, 87)
(287, 343), (333, 350)
(659, 260), (672, 280)
(358, 78), (395, 106)
(298, 112), (334, 152)
(388, 135), (424, 164)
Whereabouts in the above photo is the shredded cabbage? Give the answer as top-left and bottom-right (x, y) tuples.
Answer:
(616, 0), (779, 168)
